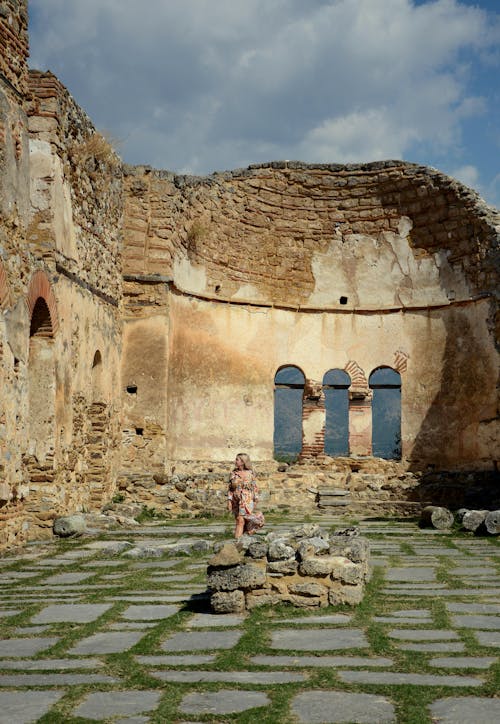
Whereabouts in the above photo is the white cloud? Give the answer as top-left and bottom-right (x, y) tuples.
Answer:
(28, 0), (500, 196)
(451, 164), (479, 188)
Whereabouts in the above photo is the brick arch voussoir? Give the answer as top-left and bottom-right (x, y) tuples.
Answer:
(26, 270), (59, 336)
(344, 360), (368, 390)
(0, 261), (12, 310)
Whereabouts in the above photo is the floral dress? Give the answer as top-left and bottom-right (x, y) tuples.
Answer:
(228, 471), (264, 534)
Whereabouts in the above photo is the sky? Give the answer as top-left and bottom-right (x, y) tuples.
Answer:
(28, 0), (500, 207)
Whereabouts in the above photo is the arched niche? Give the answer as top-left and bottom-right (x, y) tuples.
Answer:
(28, 290), (56, 466)
(91, 350), (104, 402)
(323, 369), (351, 456)
(369, 366), (402, 460)
(273, 365), (305, 462)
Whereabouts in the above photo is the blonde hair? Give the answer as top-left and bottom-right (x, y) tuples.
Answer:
(235, 452), (253, 471)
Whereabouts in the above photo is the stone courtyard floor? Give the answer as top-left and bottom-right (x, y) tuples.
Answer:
(0, 516), (498, 723)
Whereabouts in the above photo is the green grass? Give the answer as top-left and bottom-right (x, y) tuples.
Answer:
(1, 516), (499, 723)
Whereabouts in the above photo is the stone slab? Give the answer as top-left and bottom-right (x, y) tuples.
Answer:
(270, 628), (368, 651)
(73, 690), (161, 720)
(251, 655), (393, 667)
(161, 630), (243, 652)
(186, 613), (246, 627)
(475, 631), (500, 647)
(179, 689), (270, 715)
(0, 637), (59, 657)
(131, 560), (183, 569)
(82, 560), (127, 567)
(388, 629), (459, 641)
(151, 669), (307, 683)
(0, 610), (20, 618)
(277, 614), (352, 625)
(452, 615), (500, 629)
(338, 671), (482, 687)
(388, 609), (432, 618)
(109, 622), (158, 630)
(430, 657), (497, 669)
(374, 616), (432, 624)
(429, 696), (500, 723)
(385, 589), (500, 597)
(0, 657), (103, 670)
(398, 642), (465, 652)
(291, 690), (396, 723)
(447, 602), (500, 614)
(135, 654), (216, 666)
(31, 603), (113, 624)
(0, 673), (118, 686)
(386, 567), (436, 582)
(450, 567), (497, 576)
(121, 604), (180, 620)
(68, 630), (145, 655)
(0, 690), (64, 724)
(40, 572), (92, 585)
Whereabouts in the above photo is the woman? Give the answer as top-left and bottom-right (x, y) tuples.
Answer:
(227, 453), (264, 538)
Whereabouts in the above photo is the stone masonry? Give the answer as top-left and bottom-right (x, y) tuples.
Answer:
(0, 1), (499, 551)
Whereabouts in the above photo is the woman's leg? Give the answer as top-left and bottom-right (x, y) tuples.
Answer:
(234, 515), (245, 538)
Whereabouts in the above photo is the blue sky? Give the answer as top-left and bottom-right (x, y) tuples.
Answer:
(28, 0), (499, 207)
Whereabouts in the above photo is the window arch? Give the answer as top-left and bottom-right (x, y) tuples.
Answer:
(369, 366), (401, 459)
(273, 365), (305, 462)
(323, 369), (351, 456)
(30, 298), (53, 338)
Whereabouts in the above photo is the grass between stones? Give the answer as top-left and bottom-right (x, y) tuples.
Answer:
(0, 516), (499, 723)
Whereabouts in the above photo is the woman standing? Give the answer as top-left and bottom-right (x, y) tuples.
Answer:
(227, 453), (264, 538)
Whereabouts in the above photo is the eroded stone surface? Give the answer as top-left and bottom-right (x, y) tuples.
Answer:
(291, 691), (396, 723)
(429, 696), (500, 723)
(179, 690), (270, 715)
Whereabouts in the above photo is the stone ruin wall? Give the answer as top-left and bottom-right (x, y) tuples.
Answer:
(1, 0), (499, 551)
(0, 1), (123, 549)
(121, 162), (499, 481)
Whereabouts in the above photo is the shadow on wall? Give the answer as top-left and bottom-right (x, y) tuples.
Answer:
(408, 305), (498, 475)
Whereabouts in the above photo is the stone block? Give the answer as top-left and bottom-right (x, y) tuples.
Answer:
(210, 590), (245, 614)
(53, 514), (86, 537)
(207, 562), (266, 592)
(329, 583), (364, 606)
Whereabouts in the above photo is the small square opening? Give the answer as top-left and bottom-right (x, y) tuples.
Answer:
(126, 385), (138, 394)
(135, 427), (144, 436)
(339, 296), (348, 305)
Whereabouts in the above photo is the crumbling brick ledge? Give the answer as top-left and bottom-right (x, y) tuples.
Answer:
(207, 524), (370, 613)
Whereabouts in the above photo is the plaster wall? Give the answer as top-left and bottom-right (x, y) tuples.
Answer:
(166, 293), (497, 470)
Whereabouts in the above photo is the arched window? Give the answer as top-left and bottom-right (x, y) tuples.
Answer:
(323, 369), (351, 456)
(30, 298), (53, 338)
(274, 365), (305, 462)
(369, 367), (401, 459)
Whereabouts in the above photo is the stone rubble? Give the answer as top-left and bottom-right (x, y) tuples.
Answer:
(207, 524), (370, 612)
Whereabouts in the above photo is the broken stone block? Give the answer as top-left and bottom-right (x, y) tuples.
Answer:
(268, 540), (296, 561)
(267, 558), (298, 575)
(211, 590), (245, 614)
(329, 583), (364, 606)
(208, 543), (241, 568)
(207, 562), (267, 592)
(53, 514), (86, 537)
(288, 582), (329, 598)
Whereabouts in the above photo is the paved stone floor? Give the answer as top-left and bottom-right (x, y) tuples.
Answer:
(0, 517), (498, 723)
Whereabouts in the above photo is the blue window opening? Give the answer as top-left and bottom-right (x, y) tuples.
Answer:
(274, 365), (305, 463)
(369, 367), (401, 460)
(323, 369), (351, 456)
